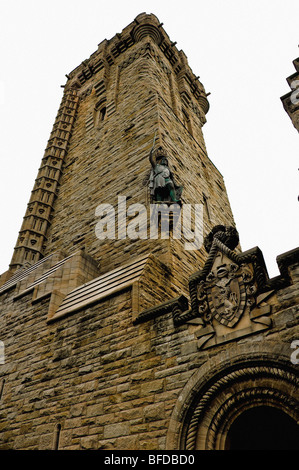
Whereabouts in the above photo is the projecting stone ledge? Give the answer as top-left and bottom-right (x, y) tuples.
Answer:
(0, 247), (180, 325)
(48, 252), (174, 323)
(0, 249), (100, 321)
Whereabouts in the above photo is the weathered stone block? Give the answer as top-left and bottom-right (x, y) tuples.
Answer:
(144, 403), (165, 422)
(104, 422), (129, 439)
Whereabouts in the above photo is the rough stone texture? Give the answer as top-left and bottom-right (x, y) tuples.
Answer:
(281, 57), (299, 133)
(0, 13), (298, 451)
(0, 246), (298, 450)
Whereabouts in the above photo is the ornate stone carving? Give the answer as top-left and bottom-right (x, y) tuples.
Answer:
(199, 259), (255, 328)
(132, 22), (163, 45)
(134, 225), (283, 340)
(184, 226), (274, 349)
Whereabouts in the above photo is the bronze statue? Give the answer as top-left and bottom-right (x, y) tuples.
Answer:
(149, 143), (182, 204)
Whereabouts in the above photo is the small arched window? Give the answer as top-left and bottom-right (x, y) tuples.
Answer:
(94, 98), (107, 127)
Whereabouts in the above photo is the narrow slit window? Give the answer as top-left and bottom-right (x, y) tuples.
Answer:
(53, 423), (61, 450)
(203, 193), (211, 221)
(0, 379), (5, 401)
(100, 106), (106, 122)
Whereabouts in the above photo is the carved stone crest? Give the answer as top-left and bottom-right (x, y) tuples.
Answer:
(198, 256), (256, 328)
(187, 226), (274, 349)
(134, 225), (294, 351)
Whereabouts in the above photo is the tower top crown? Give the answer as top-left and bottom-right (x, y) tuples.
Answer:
(64, 12), (209, 115)
(131, 12), (163, 44)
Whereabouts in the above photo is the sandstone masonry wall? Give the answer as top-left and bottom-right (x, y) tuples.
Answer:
(0, 252), (298, 449)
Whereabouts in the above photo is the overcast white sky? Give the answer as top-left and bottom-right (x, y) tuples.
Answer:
(0, 0), (298, 278)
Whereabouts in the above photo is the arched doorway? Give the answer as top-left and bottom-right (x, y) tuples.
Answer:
(166, 350), (299, 451)
(226, 405), (299, 450)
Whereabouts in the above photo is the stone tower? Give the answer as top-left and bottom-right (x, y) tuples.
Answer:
(5, 13), (235, 296)
(0, 14), (298, 451)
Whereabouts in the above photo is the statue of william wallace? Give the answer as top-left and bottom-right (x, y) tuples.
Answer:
(148, 137), (182, 205)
